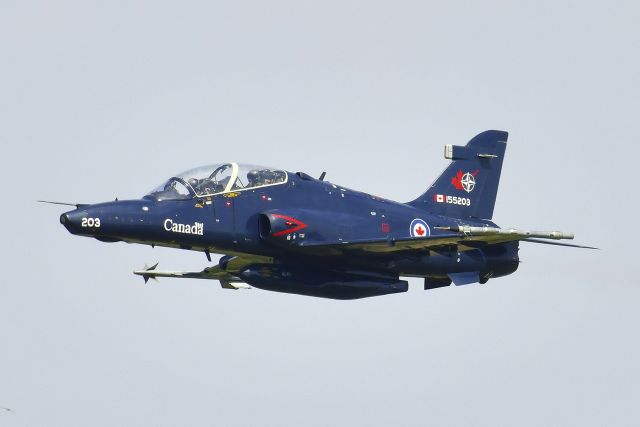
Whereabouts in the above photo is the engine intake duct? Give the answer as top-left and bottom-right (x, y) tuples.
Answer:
(259, 212), (308, 240)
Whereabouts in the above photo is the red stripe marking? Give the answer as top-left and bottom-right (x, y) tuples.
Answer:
(271, 213), (308, 237)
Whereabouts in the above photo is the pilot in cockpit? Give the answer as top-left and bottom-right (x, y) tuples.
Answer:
(188, 178), (200, 192)
(247, 169), (261, 187)
(187, 178), (209, 194)
(247, 169), (284, 188)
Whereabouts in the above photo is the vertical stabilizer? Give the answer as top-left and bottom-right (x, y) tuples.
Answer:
(408, 130), (508, 220)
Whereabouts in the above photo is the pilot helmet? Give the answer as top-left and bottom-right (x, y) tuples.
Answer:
(261, 169), (276, 184)
(247, 169), (261, 185)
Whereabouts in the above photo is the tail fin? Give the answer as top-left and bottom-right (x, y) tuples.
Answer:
(408, 130), (508, 220)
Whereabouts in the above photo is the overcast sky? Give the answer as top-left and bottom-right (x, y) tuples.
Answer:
(1, 1), (639, 426)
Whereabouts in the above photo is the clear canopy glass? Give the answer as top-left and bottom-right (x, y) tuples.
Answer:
(146, 162), (288, 201)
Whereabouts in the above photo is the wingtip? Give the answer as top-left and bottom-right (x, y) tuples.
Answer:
(522, 238), (599, 250)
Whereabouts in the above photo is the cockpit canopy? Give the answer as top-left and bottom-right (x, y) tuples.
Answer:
(147, 163), (288, 201)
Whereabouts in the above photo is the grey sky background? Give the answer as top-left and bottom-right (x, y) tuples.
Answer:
(1, 1), (639, 426)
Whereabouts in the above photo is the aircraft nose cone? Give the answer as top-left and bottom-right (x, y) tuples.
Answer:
(60, 209), (85, 234)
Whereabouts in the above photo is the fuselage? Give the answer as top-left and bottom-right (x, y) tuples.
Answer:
(60, 171), (519, 282)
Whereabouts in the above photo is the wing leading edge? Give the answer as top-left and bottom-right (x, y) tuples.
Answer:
(296, 226), (596, 255)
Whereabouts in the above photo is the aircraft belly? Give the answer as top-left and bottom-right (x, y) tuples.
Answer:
(391, 245), (519, 278)
(237, 264), (408, 300)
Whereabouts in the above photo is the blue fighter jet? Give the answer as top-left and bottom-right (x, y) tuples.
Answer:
(48, 130), (594, 299)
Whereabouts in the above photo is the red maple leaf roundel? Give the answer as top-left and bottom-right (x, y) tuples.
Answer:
(410, 218), (430, 238)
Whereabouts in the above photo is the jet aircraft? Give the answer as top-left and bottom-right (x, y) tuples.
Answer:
(49, 130), (594, 299)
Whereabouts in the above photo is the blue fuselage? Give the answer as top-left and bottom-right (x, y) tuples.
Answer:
(61, 172), (519, 283)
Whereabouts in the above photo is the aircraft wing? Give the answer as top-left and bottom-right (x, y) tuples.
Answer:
(133, 254), (274, 290)
(297, 226), (596, 255)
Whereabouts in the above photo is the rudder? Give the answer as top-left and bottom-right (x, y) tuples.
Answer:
(408, 130), (508, 220)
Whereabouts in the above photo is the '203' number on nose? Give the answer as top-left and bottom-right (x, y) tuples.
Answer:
(81, 217), (101, 228)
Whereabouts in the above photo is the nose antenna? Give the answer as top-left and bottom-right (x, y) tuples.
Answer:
(37, 200), (89, 209)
